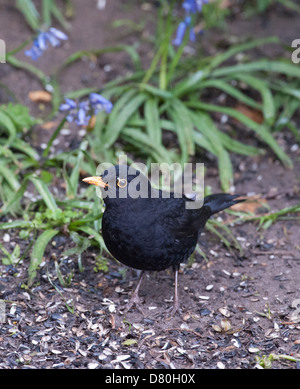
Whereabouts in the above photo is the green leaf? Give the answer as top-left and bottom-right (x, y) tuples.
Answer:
(16, 0), (40, 30)
(138, 83), (173, 99)
(122, 127), (173, 164)
(76, 226), (108, 253)
(144, 96), (162, 144)
(173, 70), (209, 98)
(188, 101), (293, 168)
(0, 177), (28, 215)
(168, 99), (195, 161)
(207, 37), (279, 70)
(234, 74), (276, 126)
(0, 220), (35, 230)
(65, 140), (88, 198)
(50, 0), (71, 30)
(198, 79), (262, 110)
(191, 112), (233, 191)
(28, 229), (59, 286)
(0, 110), (17, 146)
(211, 60), (300, 79)
(29, 176), (59, 213)
(6, 55), (47, 85)
(2, 103), (37, 130)
(60, 45), (141, 72)
(122, 339), (138, 346)
(0, 163), (21, 191)
(0, 243), (20, 265)
(13, 138), (39, 160)
(103, 92), (147, 148)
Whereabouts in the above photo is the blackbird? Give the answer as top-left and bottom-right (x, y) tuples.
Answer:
(83, 165), (242, 314)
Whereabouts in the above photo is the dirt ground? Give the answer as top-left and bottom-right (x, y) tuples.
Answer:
(0, 1), (300, 370)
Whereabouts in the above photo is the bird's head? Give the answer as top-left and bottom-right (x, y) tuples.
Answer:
(83, 165), (151, 203)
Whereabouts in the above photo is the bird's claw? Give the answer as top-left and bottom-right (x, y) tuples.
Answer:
(121, 294), (146, 315)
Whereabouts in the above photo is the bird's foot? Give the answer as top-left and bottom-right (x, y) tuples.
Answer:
(164, 300), (181, 317)
(119, 270), (146, 314)
(121, 294), (146, 315)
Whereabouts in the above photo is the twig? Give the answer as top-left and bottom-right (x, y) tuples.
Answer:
(166, 327), (203, 338)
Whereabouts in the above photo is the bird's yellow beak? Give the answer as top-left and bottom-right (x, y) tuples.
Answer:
(82, 176), (108, 188)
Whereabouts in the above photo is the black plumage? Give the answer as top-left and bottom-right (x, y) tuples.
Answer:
(83, 165), (243, 314)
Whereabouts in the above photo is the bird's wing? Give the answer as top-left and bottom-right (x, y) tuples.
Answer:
(158, 196), (210, 238)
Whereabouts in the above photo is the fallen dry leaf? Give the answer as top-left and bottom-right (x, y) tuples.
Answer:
(41, 121), (58, 130)
(210, 0), (231, 8)
(235, 103), (264, 124)
(231, 196), (268, 213)
(28, 90), (52, 103)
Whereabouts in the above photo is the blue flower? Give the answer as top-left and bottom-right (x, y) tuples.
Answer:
(75, 102), (91, 126)
(90, 93), (114, 114)
(183, 0), (209, 14)
(173, 0), (208, 46)
(59, 93), (113, 126)
(173, 17), (191, 46)
(25, 27), (68, 60)
(24, 40), (44, 60)
(59, 98), (77, 112)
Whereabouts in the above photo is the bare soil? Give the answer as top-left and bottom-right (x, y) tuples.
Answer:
(0, 0), (300, 370)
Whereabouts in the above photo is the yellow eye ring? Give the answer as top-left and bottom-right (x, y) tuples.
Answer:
(117, 178), (127, 188)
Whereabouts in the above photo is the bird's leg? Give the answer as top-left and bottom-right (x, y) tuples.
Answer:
(168, 265), (180, 315)
(122, 271), (145, 313)
(163, 266), (180, 316)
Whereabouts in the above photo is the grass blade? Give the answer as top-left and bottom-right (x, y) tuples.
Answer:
(0, 177), (28, 215)
(16, 0), (40, 30)
(0, 220), (35, 229)
(28, 229), (59, 286)
(191, 112), (233, 191)
(0, 164), (21, 191)
(0, 109), (17, 146)
(76, 226), (108, 253)
(234, 74), (276, 126)
(207, 37), (279, 70)
(6, 55), (47, 85)
(66, 141), (88, 198)
(144, 96), (162, 144)
(168, 99), (195, 161)
(104, 91), (147, 148)
(188, 101), (293, 168)
(29, 176), (58, 213)
(198, 79), (262, 110)
(43, 116), (68, 157)
(122, 127), (173, 164)
(211, 60), (300, 79)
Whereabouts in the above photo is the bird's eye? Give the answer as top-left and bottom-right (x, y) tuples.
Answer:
(117, 178), (127, 188)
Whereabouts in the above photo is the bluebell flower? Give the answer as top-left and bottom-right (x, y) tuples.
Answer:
(173, 17), (191, 46)
(48, 28), (68, 46)
(59, 98), (77, 112)
(24, 40), (44, 60)
(75, 101), (91, 126)
(59, 98), (79, 123)
(173, 0), (208, 46)
(59, 93), (113, 126)
(25, 27), (68, 60)
(183, 0), (209, 14)
(90, 93), (114, 114)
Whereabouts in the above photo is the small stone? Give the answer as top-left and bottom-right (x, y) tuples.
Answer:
(219, 307), (231, 317)
(248, 346), (260, 353)
(199, 295), (210, 300)
(3, 233), (10, 242)
(199, 308), (211, 316)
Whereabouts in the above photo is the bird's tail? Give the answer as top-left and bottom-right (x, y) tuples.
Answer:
(204, 194), (244, 215)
